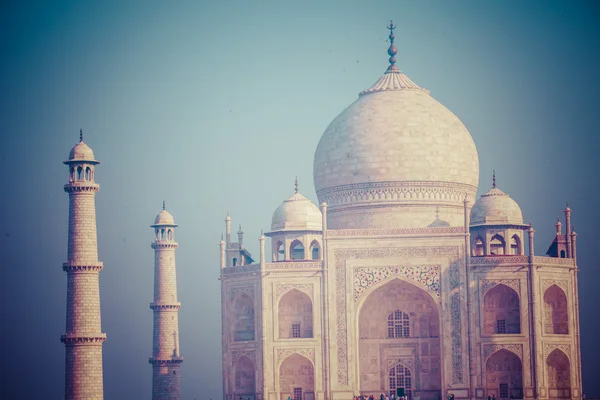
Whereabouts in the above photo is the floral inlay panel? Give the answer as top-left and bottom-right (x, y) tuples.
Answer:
(276, 348), (315, 365)
(275, 283), (313, 299)
(480, 279), (520, 297)
(451, 292), (463, 383)
(483, 344), (524, 361)
(543, 343), (571, 360)
(353, 265), (441, 301)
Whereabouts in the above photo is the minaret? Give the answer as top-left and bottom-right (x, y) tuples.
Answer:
(150, 202), (183, 400)
(61, 130), (106, 399)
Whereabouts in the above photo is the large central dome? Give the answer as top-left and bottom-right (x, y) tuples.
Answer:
(313, 27), (479, 229)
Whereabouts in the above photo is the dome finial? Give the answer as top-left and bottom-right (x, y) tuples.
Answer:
(162, 200), (166, 210)
(492, 170), (496, 188)
(386, 20), (398, 72)
(295, 176), (298, 193)
(79, 129), (83, 142)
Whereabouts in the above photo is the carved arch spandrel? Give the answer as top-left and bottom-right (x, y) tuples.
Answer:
(276, 348), (315, 366)
(274, 283), (313, 299)
(482, 343), (524, 362)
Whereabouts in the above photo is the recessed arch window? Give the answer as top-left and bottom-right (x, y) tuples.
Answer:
(490, 234), (506, 255)
(510, 235), (521, 255)
(290, 239), (304, 260)
(309, 240), (320, 260)
(275, 241), (284, 261)
(387, 310), (410, 338)
(389, 363), (412, 400)
(474, 237), (485, 256)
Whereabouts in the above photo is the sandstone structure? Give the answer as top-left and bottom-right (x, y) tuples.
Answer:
(61, 131), (106, 400)
(150, 203), (183, 399)
(219, 23), (582, 400)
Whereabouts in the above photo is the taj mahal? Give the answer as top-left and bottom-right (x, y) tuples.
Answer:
(59, 23), (582, 400)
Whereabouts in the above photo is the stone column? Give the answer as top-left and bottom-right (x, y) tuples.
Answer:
(62, 137), (106, 400)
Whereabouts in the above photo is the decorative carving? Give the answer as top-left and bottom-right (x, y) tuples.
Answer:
(541, 279), (569, 294)
(379, 343), (420, 391)
(533, 256), (575, 266)
(483, 344), (524, 361)
(481, 279), (521, 297)
(222, 264), (261, 275)
(449, 260), (460, 289)
(543, 343), (571, 360)
(275, 283), (313, 298)
(276, 348), (315, 365)
(451, 292), (463, 383)
(353, 265), (441, 300)
(264, 261), (322, 270)
(231, 349), (256, 366)
(335, 246), (460, 386)
(327, 227), (465, 237)
(470, 256), (529, 266)
(230, 286), (255, 301)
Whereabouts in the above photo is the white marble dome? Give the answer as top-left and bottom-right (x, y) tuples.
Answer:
(312, 68), (480, 229)
(271, 191), (322, 232)
(68, 141), (96, 161)
(153, 209), (176, 226)
(470, 186), (524, 226)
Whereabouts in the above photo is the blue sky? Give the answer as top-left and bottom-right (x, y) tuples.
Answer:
(0, 1), (598, 398)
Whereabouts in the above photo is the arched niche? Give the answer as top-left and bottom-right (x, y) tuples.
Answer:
(510, 235), (521, 255)
(309, 240), (320, 260)
(233, 356), (256, 397)
(547, 349), (570, 399)
(278, 289), (313, 339)
(544, 285), (568, 334)
(275, 240), (284, 261)
(474, 236), (485, 256)
(485, 349), (523, 399)
(290, 239), (304, 260)
(232, 293), (255, 342)
(490, 234), (506, 255)
(483, 284), (520, 335)
(389, 362), (413, 400)
(358, 279), (441, 399)
(279, 354), (314, 400)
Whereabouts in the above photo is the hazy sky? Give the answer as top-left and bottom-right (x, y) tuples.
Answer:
(1, 1), (599, 399)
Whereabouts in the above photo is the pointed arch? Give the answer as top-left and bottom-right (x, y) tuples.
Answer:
(547, 349), (571, 399)
(389, 362), (413, 400)
(510, 234), (521, 255)
(290, 239), (305, 260)
(76, 166), (83, 180)
(544, 285), (569, 334)
(485, 349), (523, 399)
(279, 354), (314, 400)
(309, 240), (320, 260)
(490, 234), (506, 255)
(233, 355), (256, 396)
(232, 293), (255, 341)
(278, 289), (313, 338)
(483, 284), (521, 334)
(167, 229), (173, 241)
(275, 240), (284, 261)
(85, 166), (91, 180)
(473, 236), (485, 256)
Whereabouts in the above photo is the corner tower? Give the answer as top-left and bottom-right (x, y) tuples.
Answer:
(150, 202), (183, 400)
(61, 130), (106, 399)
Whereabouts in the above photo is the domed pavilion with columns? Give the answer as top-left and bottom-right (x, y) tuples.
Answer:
(219, 23), (582, 400)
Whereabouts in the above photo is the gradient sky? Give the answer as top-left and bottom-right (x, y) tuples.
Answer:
(1, 1), (599, 399)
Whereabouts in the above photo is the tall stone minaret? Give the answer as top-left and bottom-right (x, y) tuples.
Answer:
(150, 202), (183, 400)
(61, 130), (106, 399)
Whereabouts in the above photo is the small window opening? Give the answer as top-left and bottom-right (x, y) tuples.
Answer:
(496, 319), (506, 334)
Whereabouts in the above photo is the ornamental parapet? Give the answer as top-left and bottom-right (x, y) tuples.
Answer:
(61, 333), (107, 345)
(149, 302), (181, 310)
(64, 183), (100, 193)
(470, 256), (529, 267)
(62, 262), (103, 272)
(151, 242), (178, 250)
(326, 226), (465, 238)
(222, 264), (261, 275)
(264, 261), (323, 270)
(532, 256), (576, 268)
(149, 357), (183, 366)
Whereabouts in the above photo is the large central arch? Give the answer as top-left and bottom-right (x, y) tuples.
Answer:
(357, 278), (441, 400)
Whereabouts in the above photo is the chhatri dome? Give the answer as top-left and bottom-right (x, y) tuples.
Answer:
(67, 129), (97, 162)
(271, 179), (322, 232)
(470, 172), (524, 226)
(152, 201), (177, 226)
(313, 22), (479, 229)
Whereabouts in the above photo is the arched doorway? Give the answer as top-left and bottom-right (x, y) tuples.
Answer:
(232, 293), (255, 342)
(547, 349), (570, 399)
(279, 354), (314, 400)
(544, 285), (569, 334)
(233, 356), (256, 400)
(483, 284), (521, 335)
(278, 289), (313, 338)
(358, 279), (441, 400)
(485, 349), (523, 399)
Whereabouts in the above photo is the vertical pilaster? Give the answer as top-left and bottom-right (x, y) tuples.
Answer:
(150, 207), (182, 400)
(62, 135), (106, 400)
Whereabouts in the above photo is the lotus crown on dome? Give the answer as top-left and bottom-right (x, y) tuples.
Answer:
(271, 191), (322, 232)
(470, 186), (524, 226)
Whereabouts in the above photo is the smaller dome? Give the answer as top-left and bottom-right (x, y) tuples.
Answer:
(153, 209), (177, 226)
(68, 141), (96, 161)
(271, 191), (322, 232)
(470, 186), (524, 226)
